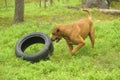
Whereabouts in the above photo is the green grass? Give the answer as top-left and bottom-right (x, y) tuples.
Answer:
(0, 0), (120, 80)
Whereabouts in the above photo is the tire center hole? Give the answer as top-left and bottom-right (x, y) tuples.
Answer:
(24, 43), (45, 54)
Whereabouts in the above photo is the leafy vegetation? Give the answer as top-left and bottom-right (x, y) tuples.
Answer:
(0, 0), (120, 80)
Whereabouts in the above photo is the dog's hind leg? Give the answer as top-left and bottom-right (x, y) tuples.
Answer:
(71, 36), (85, 55)
(89, 26), (95, 48)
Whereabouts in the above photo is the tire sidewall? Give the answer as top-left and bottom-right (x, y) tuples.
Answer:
(15, 32), (53, 62)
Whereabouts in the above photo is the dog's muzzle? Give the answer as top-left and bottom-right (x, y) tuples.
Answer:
(51, 38), (60, 42)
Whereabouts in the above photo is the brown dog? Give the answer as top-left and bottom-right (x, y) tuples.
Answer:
(51, 9), (95, 56)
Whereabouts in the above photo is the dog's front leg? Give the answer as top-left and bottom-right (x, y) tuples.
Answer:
(71, 36), (85, 56)
(66, 42), (73, 55)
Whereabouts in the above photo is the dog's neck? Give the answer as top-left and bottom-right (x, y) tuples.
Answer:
(59, 29), (71, 39)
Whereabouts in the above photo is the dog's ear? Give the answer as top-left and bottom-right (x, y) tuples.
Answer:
(56, 28), (60, 33)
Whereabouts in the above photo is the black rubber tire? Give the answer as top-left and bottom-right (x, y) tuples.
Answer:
(15, 32), (54, 62)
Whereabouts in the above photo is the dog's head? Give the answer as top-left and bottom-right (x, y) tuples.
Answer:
(51, 27), (62, 42)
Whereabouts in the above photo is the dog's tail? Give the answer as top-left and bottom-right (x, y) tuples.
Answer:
(82, 9), (92, 20)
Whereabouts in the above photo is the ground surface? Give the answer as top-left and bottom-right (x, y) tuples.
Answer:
(0, 0), (120, 80)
